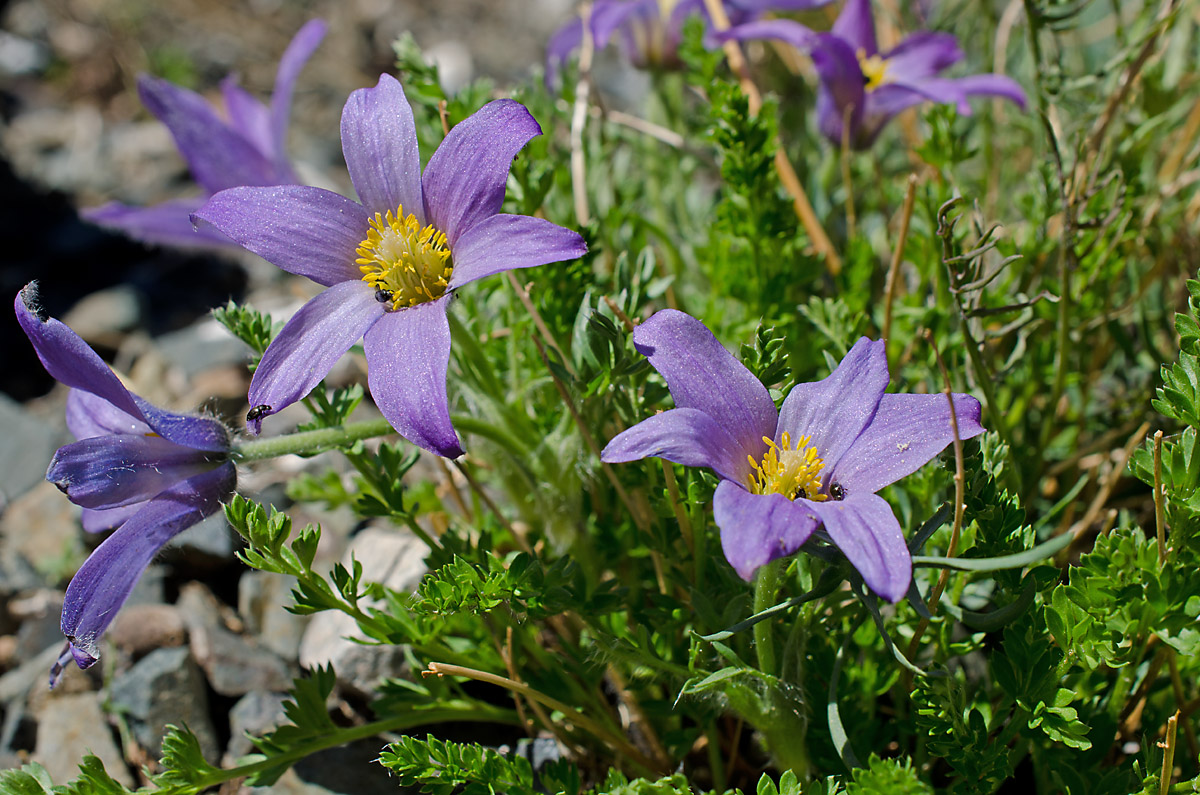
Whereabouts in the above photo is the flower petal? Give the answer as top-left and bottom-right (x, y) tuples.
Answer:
(544, 14), (583, 89)
(811, 34), (867, 145)
(718, 18), (818, 51)
(833, 392), (983, 493)
(714, 480), (821, 581)
(832, 0), (878, 56)
(950, 73), (1028, 110)
(776, 337), (887, 481)
(60, 462), (236, 671)
(137, 75), (279, 193)
(601, 407), (754, 484)
(66, 389), (150, 440)
(730, 0), (832, 9)
(810, 493), (911, 602)
(422, 99), (541, 246)
(632, 310), (777, 456)
(46, 434), (219, 509)
(81, 504), (142, 534)
(363, 296), (463, 458)
(882, 31), (962, 81)
(193, 185), (368, 286)
(340, 73), (424, 218)
(15, 284), (142, 421)
(221, 77), (273, 161)
(81, 198), (236, 250)
(447, 214), (586, 290)
(246, 280), (383, 434)
(269, 18), (327, 166)
(860, 83), (932, 144)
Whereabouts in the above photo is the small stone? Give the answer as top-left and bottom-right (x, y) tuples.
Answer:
(109, 604), (187, 659)
(109, 647), (219, 761)
(238, 571), (308, 661)
(32, 692), (132, 786)
(13, 592), (64, 661)
(155, 317), (254, 380)
(0, 30), (49, 76)
(60, 285), (145, 348)
(179, 581), (292, 697)
(166, 512), (239, 564)
(226, 690), (288, 761)
(0, 397), (68, 506)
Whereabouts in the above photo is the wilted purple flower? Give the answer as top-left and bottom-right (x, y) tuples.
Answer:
(722, 0), (1026, 148)
(15, 283), (236, 686)
(194, 74), (587, 458)
(601, 310), (983, 601)
(83, 20), (326, 249)
(545, 0), (831, 88)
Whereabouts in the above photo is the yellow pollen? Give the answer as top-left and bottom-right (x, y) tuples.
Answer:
(747, 432), (827, 501)
(857, 49), (890, 92)
(356, 205), (453, 311)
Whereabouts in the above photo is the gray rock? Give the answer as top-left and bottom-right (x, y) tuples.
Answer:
(167, 512), (239, 564)
(60, 285), (145, 348)
(108, 603), (187, 660)
(238, 571), (308, 661)
(32, 692), (132, 786)
(0, 398), (67, 506)
(226, 690), (288, 761)
(109, 647), (218, 761)
(0, 479), (80, 589)
(293, 737), (409, 795)
(155, 317), (253, 380)
(0, 30), (49, 76)
(178, 581), (292, 697)
(12, 592), (64, 661)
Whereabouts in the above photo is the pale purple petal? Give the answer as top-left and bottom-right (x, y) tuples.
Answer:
(82, 198), (237, 250)
(715, 480), (821, 581)
(47, 433), (219, 509)
(601, 408), (757, 484)
(810, 493), (911, 602)
(422, 99), (541, 247)
(952, 73), (1028, 109)
(66, 389), (150, 440)
(193, 185), (368, 286)
(60, 462), (235, 671)
(363, 297), (463, 458)
(832, 0), (878, 56)
(340, 73), (424, 219)
(776, 337), (887, 478)
(859, 83), (932, 144)
(545, 15), (583, 89)
(718, 18), (818, 51)
(730, 0), (832, 10)
(833, 393), (983, 494)
(632, 309), (778, 452)
(81, 504), (141, 534)
(593, 0), (656, 49)
(246, 280), (384, 434)
(221, 76), (273, 161)
(137, 75), (279, 193)
(447, 214), (586, 290)
(15, 284), (143, 421)
(269, 19), (327, 165)
(882, 32), (962, 82)
(811, 34), (867, 145)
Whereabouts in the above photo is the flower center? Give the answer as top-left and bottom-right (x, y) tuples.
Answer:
(357, 205), (453, 311)
(856, 49), (890, 92)
(747, 432), (828, 501)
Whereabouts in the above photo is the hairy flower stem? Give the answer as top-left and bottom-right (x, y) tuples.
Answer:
(190, 703), (519, 791)
(232, 418), (396, 461)
(753, 561), (781, 677)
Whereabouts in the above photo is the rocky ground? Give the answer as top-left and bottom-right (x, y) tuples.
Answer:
(0, 0), (573, 788)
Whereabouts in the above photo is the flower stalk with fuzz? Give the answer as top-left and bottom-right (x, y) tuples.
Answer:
(15, 283), (236, 686)
(83, 20), (326, 249)
(194, 74), (587, 458)
(721, 0), (1026, 148)
(601, 310), (984, 601)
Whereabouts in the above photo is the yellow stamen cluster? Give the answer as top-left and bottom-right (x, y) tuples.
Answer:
(857, 49), (891, 92)
(747, 432), (827, 501)
(357, 206), (453, 311)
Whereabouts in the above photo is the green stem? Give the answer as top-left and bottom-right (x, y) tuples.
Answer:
(191, 703), (519, 790)
(753, 561), (781, 677)
(232, 418), (396, 462)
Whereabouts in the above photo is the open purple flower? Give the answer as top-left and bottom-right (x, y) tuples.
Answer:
(722, 0), (1026, 147)
(193, 74), (586, 458)
(545, 0), (831, 89)
(15, 283), (236, 686)
(82, 19), (326, 249)
(601, 310), (984, 601)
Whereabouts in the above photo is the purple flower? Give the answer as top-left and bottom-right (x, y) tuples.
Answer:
(545, 0), (831, 88)
(82, 20), (326, 249)
(14, 283), (236, 686)
(193, 74), (587, 458)
(601, 310), (984, 601)
(722, 0), (1026, 148)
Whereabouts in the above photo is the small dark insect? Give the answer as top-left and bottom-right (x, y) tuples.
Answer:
(375, 288), (394, 303)
(246, 404), (272, 422)
(796, 489), (807, 500)
(829, 482), (845, 500)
